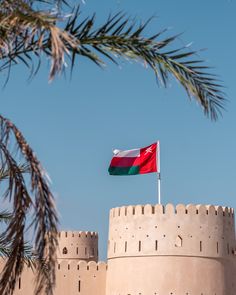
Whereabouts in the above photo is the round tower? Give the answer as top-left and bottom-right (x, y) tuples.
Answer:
(106, 203), (236, 295)
(57, 231), (98, 262)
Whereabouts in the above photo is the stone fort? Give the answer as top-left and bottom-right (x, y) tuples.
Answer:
(1, 203), (236, 294)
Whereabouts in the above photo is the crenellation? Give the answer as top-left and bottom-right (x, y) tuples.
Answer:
(144, 204), (153, 215)
(58, 231), (98, 239)
(109, 203), (234, 219)
(121, 206), (126, 216)
(155, 203), (164, 214)
(106, 203), (236, 295)
(97, 261), (107, 271)
(1, 202), (235, 295)
(56, 230), (99, 262)
(127, 205), (133, 215)
(108, 203), (236, 261)
(206, 205), (216, 215)
(217, 205), (223, 216)
(135, 204), (143, 215)
(176, 204), (186, 214)
(166, 203), (175, 215)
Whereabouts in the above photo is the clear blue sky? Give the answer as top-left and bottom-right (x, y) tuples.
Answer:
(1, 0), (236, 259)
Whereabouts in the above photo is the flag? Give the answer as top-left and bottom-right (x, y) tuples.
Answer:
(108, 142), (158, 175)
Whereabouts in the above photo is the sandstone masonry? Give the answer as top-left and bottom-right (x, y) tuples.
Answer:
(1, 203), (236, 295)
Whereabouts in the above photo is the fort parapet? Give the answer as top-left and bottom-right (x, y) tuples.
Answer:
(106, 204), (236, 295)
(0, 203), (235, 295)
(57, 231), (98, 262)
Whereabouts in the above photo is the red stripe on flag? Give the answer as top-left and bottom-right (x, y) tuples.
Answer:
(110, 156), (140, 167)
(139, 143), (157, 174)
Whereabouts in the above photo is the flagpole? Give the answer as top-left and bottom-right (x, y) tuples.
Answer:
(157, 141), (161, 204)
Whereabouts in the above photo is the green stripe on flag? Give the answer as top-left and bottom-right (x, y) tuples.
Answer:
(108, 166), (140, 175)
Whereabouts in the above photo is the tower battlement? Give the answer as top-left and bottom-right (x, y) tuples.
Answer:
(57, 231), (98, 262)
(1, 203), (235, 295)
(108, 204), (235, 259)
(106, 203), (236, 295)
(110, 203), (234, 218)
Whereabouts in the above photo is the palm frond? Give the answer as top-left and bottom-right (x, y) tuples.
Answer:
(0, 211), (12, 223)
(0, 6), (225, 119)
(0, 234), (36, 270)
(65, 12), (225, 120)
(0, 115), (58, 295)
(0, 163), (30, 181)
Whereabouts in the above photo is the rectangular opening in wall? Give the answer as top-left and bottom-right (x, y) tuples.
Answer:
(227, 243), (230, 254)
(76, 247), (79, 255)
(125, 241), (127, 252)
(155, 240), (158, 251)
(18, 278), (21, 290)
(217, 242), (219, 253)
(200, 241), (202, 252)
(78, 280), (81, 292)
(139, 241), (141, 252)
(85, 247), (87, 255)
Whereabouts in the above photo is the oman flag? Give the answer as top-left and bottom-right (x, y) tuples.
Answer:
(108, 142), (159, 175)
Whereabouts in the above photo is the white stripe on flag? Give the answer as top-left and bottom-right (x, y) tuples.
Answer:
(114, 148), (140, 158)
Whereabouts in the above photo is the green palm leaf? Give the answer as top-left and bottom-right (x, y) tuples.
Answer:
(0, 4), (225, 120)
(0, 233), (36, 270)
(0, 211), (12, 223)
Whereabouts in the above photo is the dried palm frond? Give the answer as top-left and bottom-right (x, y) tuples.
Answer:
(0, 163), (30, 181)
(0, 114), (58, 295)
(0, 3), (225, 119)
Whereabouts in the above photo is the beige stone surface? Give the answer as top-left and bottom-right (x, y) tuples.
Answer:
(106, 204), (236, 295)
(0, 203), (235, 295)
(57, 231), (98, 262)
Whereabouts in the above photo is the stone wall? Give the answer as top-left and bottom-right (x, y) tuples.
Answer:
(0, 204), (235, 295)
(0, 231), (106, 295)
(106, 203), (236, 295)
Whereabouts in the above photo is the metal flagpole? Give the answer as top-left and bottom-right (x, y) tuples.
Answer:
(157, 141), (161, 204)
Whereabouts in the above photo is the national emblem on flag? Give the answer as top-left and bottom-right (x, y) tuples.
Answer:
(108, 142), (159, 176)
